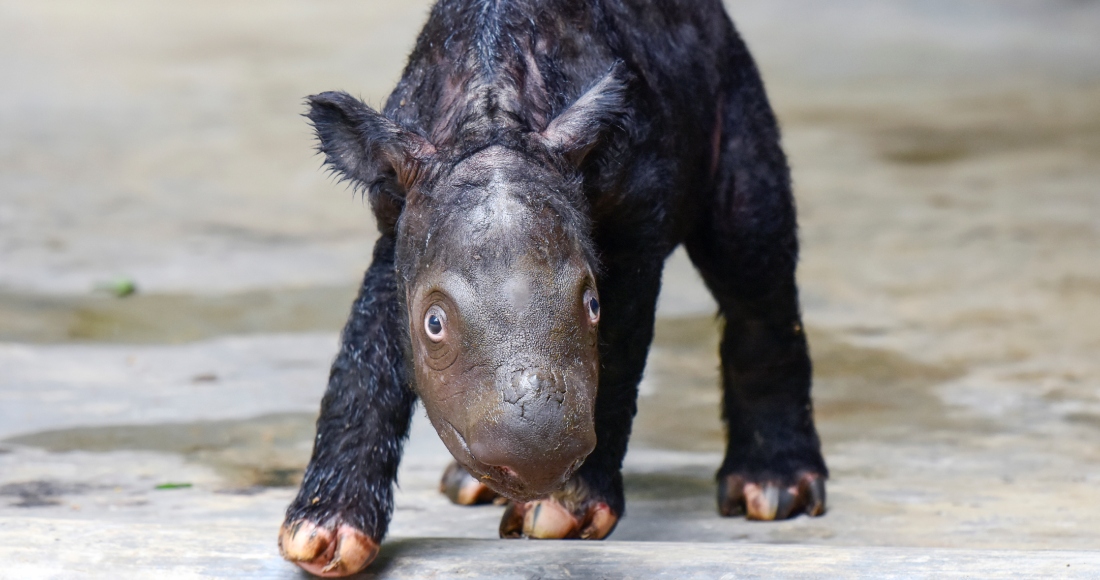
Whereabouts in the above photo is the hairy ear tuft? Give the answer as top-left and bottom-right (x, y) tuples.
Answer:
(539, 62), (630, 165)
(306, 92), (435, 231)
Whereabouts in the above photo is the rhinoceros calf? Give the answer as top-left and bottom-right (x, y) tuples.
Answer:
(279, 0), (827, 575)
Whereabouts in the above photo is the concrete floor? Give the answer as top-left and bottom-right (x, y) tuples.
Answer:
(2, 0), (1099, 577)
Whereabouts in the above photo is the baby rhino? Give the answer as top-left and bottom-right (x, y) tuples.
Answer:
(279, 0), (827, 575)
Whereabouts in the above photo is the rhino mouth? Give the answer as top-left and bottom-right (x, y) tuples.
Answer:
(440, 420), (582, 502)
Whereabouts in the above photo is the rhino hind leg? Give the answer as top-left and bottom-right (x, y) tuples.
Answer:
(685, 55), (828, 521)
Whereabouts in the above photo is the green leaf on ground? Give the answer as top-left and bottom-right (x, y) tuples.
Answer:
(154, 482), (193, 490)
(93, 277), (138, 298)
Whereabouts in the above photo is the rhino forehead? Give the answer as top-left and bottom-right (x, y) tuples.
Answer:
(461, 188), (537, 241)
(447, 268), (572, 328)
(466, 171), (530, 230)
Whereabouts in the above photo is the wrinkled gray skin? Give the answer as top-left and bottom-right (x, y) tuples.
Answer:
(396, 147), (601, 501)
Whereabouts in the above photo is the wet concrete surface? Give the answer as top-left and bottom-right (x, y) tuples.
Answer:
(3, 318), (1098, 554)
(2, 0), (1100, 576)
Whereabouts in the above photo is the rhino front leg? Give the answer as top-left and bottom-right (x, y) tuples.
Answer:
(279, 236), (416, 577)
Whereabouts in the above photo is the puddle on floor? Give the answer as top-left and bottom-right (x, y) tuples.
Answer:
(0, 286), (357, 344)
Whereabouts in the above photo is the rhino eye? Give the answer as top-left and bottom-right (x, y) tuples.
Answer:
(584, 289), (600, 323)
(424, 306), (446, 341)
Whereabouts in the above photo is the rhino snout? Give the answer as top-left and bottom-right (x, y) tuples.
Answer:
(466, 367), (596, 496)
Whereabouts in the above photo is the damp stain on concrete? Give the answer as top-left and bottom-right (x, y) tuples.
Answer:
(623, 471), (714, 502)
(1065, 413), (1100, 430)
(4, 413), (318, 489)
(633, 316), (968, 453)
(632, 316), (725, 452)
(0, 287), (357, 344)
(809, 328), (970, 445)
(0, 481), (94, 508)
(782, 87), (1100, 167)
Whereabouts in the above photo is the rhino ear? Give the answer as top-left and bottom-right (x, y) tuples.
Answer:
(306, 91), (435, 231)
(539, 62), (630, 165)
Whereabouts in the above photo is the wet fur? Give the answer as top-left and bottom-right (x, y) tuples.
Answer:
(287, 0), (827, 542)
